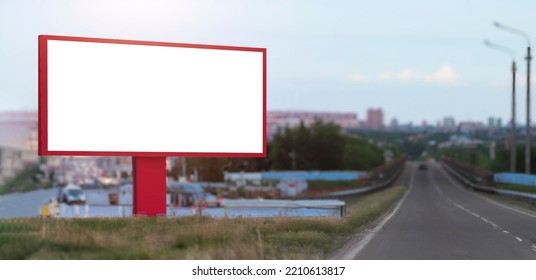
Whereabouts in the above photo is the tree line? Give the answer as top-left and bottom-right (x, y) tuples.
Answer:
(439, 145), (536, 174)
(169, 121), (387, 181)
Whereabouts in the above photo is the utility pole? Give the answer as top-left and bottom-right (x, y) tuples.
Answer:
(494, 21), (532, 173)
(484, 40), (517, 172)
(512, 60), (517, 173)
(525, 46), (532, 173)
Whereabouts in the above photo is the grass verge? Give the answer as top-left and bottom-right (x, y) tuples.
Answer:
(493, 183), (536, 194)
(479, 192), (536, 214)
(0, 185), (406, 260)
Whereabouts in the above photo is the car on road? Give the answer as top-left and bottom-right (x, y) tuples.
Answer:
(58, 184), (86, 205)
(419, 164), (428, 171)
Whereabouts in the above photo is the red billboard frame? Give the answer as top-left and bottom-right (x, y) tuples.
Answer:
(39, 35), (266, 216)
(38, 35), (267, 158)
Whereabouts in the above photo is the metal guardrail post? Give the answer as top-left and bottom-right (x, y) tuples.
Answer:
(340, 205), (346, 217)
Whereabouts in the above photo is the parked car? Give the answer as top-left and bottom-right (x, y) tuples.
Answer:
(58, 184), (86, 205)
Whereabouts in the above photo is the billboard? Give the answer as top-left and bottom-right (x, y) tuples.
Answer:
(38, 35), (266, 157)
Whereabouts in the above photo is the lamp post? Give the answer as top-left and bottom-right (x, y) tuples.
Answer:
(484, 40), (517, 173)
(494, 21), (532, 174)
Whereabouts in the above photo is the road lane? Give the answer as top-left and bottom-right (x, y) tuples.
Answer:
(432, 163), (536, 253)
(0, 188), (114, 218)
(354, 162), (536, 259)
(0, 188), (57, 218)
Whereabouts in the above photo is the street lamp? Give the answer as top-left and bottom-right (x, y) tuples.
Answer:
(494, 21), (532, 174)
(484, 40), (517, 173)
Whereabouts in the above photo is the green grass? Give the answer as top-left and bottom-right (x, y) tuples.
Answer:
(494, 183), (536, 194)
(0, 185), (407, 259)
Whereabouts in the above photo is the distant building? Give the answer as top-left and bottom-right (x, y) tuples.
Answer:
(0, 112), (39, 183)
(488, 117), (496, 129)
(458, 121), (486, 134)
(443, 117), (456, 131)
(389, 118), (399, 130)
(487, 116), (502, 131)
(0, 147), (24, 184)
(44, 156), (131, 186)
(365, 108), (384, 130)
(0, 111), (38, 150)
(267, 110), (358, 139)
(398, 122), (414, 131)
(421, 120), (428, 127)
(23, 127), (38, 163)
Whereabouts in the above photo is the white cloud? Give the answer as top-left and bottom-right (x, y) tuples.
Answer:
(426, 64), (459, 84)
(378, 71), (393, 81)
(348, 73), (370, 82)
(397, 69), (418, 82)
(349, 64), (460, 85)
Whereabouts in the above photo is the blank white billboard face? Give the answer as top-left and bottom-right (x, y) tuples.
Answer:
(39, 36), (266, 156)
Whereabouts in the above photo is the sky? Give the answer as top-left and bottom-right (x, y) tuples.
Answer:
(1, 0), (536, 125)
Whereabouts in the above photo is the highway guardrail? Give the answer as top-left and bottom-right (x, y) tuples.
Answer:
(441, 160), (536, 205)
(324, 156), (407, 198)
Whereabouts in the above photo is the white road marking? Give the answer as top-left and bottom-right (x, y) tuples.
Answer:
(438, 164), (536, 220)
(431, 163), (536, 254)
(477, 194), (536, 219)
(341, 164), (416, 259)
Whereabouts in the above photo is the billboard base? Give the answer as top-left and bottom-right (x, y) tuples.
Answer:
(132, 157), (167, 216)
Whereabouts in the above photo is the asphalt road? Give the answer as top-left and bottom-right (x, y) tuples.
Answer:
(354, 161), (536, 259)
(0, 188), (113, 218)
(0, 188), (57, 218)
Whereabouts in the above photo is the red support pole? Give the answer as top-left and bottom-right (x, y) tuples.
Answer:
(132, 157), (167, 216)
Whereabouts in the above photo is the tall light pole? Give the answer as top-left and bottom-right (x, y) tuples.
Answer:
(494, 21), (532, 174)
(485, 40), (517, 173)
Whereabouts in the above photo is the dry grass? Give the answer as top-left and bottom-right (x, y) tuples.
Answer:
(494, 184), (536, 194)
(0, 185), (406, 259)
